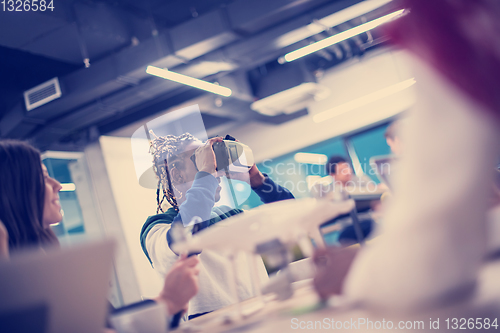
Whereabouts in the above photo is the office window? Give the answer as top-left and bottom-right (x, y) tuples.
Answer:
(347, 123), (392, 182)
(43, 156), (86, 239)
(241, 137), (346, 209)
(42, 151), (124, 307)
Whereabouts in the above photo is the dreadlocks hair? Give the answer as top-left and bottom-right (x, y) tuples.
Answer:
(149, 131), (200, 213)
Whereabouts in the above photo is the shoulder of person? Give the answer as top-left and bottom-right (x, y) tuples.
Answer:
(145, 208), (178, 224)
(141, 208), (179, 238)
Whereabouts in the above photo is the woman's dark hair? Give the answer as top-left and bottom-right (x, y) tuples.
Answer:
(0, 140), (59, 251)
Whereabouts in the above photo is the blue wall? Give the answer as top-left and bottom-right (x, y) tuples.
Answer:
(240, 122), (392, 209)
(350, 124), (392, 182)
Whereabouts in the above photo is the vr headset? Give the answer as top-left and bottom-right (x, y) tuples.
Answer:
(191, 135), (254, 173)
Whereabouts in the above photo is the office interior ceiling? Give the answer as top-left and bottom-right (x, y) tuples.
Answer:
(0, 0), (397, 150)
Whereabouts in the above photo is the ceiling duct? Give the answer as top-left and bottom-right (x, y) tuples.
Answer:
(1, 0), (381, 147)
(249, 61), (329, 116)
(251, 82), (329, 116)
(23, 77), (62, 111)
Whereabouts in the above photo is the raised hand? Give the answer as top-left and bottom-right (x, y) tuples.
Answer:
(194, 137), (223, 175)
(313, 246), (358, 300)
(156, 254), (200, 315)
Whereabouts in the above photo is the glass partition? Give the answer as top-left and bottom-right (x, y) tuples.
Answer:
(42, 151), (124, 307)
(346, 123), (392, 182)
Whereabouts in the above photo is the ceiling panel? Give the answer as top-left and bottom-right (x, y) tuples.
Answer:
(75, 1), (132, 61)
(154, 0), (235, 26)
(0, 0), (395, 149)
(20, 23), (83, 64)
(0, 11), (68, 49)
(228, 0), (331, 34)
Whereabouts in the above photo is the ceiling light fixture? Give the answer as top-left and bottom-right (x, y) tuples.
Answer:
(146, 66), (232, 97)
(60, 183), (76, 192)
(283, 9), (405, 62)
(294, 152), (328, 165)
(250, 82), (330, 116)
(276, 0), (393, 48)
(313, 78), (415, 123)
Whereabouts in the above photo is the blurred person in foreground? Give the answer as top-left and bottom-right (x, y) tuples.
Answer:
(314, 0), (500, 312)
(0, 140), (200, 331)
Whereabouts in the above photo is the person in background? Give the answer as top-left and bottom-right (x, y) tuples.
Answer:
(141, 133), (294, 319)
(309, 155), (377, 245)
(326, 156), (354, 187)
(0, 140), (200, 331)
(384, 120), (403, 156)
(326, 155), (375, 191)
(375, 120), (404, 195)
(311, 155), (375, 198)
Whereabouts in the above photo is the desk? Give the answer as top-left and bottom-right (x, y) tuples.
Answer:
(183, 280), (319, 332)
(180, 261), (500, 332)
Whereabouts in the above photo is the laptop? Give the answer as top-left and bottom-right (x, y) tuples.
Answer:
(0, 240), (115, 333)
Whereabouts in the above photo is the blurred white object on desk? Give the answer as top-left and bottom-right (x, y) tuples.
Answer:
(173, 197), (355, 254)
(111, 302), (168, 333)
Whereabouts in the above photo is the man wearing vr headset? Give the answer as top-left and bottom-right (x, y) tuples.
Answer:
(140, 133), (293, 319)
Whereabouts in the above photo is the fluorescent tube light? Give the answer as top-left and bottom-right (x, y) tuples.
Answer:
(306, 175), (332, 190)
(250, 82), (329, 116)
(313, 78), (415, 123)
(276, 0), (393, 48)
(294, 152), (328, 165)
(146, 66), (232, 97)
(284, 9), (404, 62)
(60, 183), (76, 191)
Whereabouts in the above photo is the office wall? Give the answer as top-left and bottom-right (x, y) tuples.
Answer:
(233, 49), (415, 162)
(99, 136), (164, 299)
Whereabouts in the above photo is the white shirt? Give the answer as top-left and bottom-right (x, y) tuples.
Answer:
(146, 222), (269, 316)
